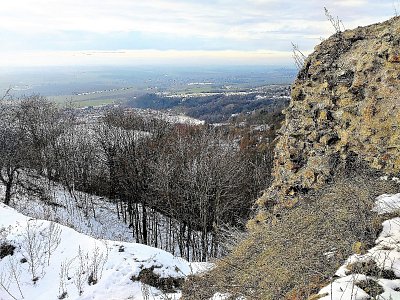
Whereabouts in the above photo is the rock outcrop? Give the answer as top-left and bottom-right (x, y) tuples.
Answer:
(184, 17), (400, 300)
(259, 16), (400, 207)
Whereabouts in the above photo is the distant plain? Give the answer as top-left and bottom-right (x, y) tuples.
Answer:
(0, 65), (296, 107)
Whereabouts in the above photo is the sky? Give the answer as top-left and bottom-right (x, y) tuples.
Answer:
(0, 0), (397, 67)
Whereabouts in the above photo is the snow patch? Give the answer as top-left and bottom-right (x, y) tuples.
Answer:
(318, 193), (400, 300)
(374, 193), (400, 215)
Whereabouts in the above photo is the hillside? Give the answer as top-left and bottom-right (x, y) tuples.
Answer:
(127, 85), (290, 123)
(184, 16), (400, 300)
(0, 203), (209, 300)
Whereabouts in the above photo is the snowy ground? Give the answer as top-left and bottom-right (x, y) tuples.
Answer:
(0, 204), (211, 300)
(317, 191), (400, 300)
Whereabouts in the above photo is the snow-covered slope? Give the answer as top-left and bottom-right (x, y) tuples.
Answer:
(0, 204), (209, 300)
(3, 177), (135, 243)
(4, 175), (211, 260)
(317, 193), (400, 300)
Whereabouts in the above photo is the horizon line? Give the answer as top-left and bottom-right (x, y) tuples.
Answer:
(0, 49), (300, 67)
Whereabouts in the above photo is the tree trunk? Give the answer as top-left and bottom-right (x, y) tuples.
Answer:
(142, 203), (148, 245)
(4, 180), (12, 205)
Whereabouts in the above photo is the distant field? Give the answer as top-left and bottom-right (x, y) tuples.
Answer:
(180, 85), (218, 94)
(49, 87), (139, 107)
(55, 98), (116, 108)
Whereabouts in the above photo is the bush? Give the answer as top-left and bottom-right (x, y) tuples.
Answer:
(131, 267), (184, 293)
(0, 242), (15, 259)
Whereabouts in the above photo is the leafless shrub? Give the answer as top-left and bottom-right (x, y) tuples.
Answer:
(0, 88), (12, 102)
(393, 0), (400, 16)
(141, 283), (151, 300)
(72, 242), (109, 295)
(45, 222), (62, 266)
(20, 220), (47, 282)
(0, 233), (23, 300)
(0, 271), (18, 300)
(58, 258), (73, 299)
(87, 242), (109, 286)
(73, 246), (89, 295)
(19, 220), (62, 283)
(324, 7), (345, 34)
(291, 42), (307, 70)
(8, 256), (24, 299)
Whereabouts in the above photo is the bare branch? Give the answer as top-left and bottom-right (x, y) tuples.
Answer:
(291, 42), (307, 70)
(324, 7), (345, 33)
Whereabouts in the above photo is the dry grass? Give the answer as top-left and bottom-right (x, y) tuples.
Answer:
(355, 279), (384, 298)
(182, 162), (400, 299)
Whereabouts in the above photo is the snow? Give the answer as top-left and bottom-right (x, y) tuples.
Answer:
(0, 203), (206, 300)
(6, 178), (135, 243)
(165, 115), (205, 125)
(318, 275), (370, 300)
(208, 293), (246, 300)
(374, 193), (400, 215)
(317, 193), (400, 300)
(209, 293), (231, 300)
(380, 176), (400, 184)
(0, 172), (220, 262)
(125, 107), (205, 126)
(3, 174), (399, 300)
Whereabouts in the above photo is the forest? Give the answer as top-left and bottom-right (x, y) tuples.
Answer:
(0, 94), (282, 261)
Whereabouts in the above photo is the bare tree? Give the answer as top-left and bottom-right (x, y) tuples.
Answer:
(16, 95), (68, 178)
(0, 95), (68, 205)
(0, 103), (28, 205)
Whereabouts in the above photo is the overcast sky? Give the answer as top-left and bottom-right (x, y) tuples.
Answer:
(0, 0), (396, 67)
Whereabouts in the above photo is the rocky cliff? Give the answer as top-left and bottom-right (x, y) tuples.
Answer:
(258, 16), (400, 208)
(184, 16), (400, 300)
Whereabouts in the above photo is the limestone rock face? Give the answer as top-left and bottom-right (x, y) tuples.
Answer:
(267, 17), (400, 202)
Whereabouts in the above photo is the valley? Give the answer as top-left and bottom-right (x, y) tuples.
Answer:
(0, 66), (291, 298)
